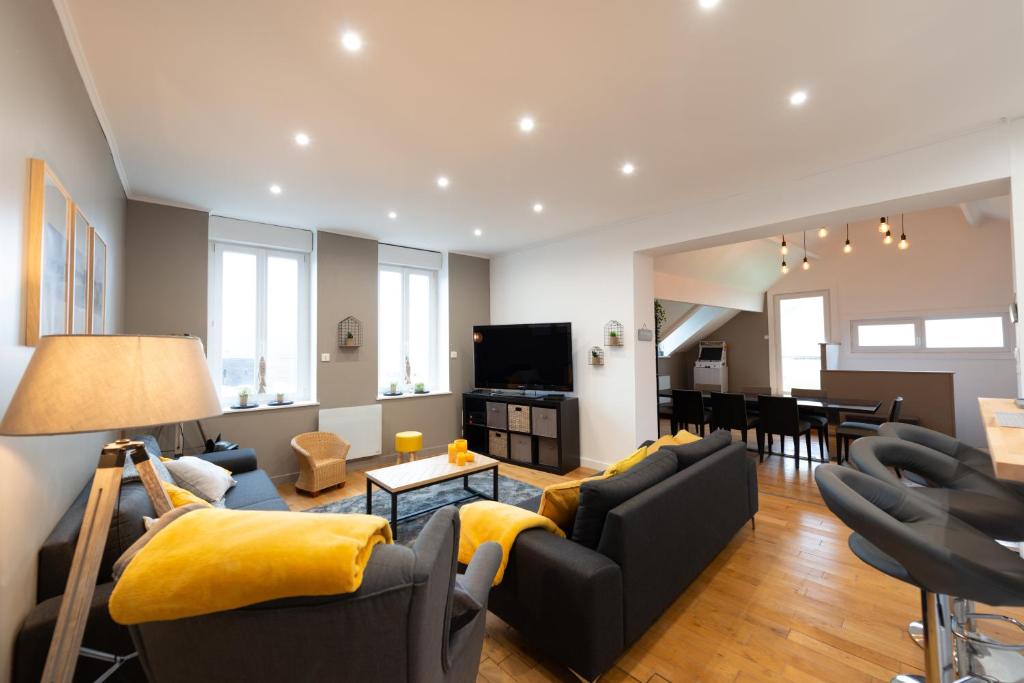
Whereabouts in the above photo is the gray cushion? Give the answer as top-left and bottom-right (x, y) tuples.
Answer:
(661, 429), (732, 470)
(224, 470), (289, 511)
(572, 450), (677, 549)
(121, 436), (173, 485)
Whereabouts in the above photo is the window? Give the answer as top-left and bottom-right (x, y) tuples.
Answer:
(851, 313), (1009, 353)
(776, 292), (828, 393)
(378, 265), (438, 394)
(208, 242), (311, 404)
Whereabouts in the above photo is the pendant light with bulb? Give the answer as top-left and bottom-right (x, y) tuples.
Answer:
(781, 259), (789, 274)
(802, 231), (810, 270)
(883, 228), (894, 245)
(818, 226), (828, 238)
(878, 217), (889, 234)
(780, 235), (788, 255)
(843, 223), (852, 253)
(898, 214), (909, 250)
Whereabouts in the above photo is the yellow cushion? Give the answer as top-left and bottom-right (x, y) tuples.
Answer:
(536, 474), (608, 529)
(674, 430), (702, 445)
(395, 431), (423, 453)
(161, 481), (212, 509)
(459, 501), (565, 585)
(606, 446), (650, 477)
(109, 509), (392, 624)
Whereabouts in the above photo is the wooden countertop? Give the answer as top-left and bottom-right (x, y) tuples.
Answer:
(979, 397), (1024, 481)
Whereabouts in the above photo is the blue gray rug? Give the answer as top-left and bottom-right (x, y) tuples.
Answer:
(305, 473), (541, 545)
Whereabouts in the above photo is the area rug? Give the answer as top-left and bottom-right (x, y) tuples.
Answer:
(305, 473), (541, 545)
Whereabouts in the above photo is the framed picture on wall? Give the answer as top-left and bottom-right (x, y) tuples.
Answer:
(25, 159), (72, 345)
(87, 227), (107, 334)
(70, 208), (91, 334)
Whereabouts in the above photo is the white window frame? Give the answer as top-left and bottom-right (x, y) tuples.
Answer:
(850, 311), (1012, 354)
(208, 241), (312, 404)
(378, 264), (439, 393)
(772, 290), (831, 393)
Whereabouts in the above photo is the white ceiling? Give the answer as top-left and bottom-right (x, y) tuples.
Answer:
(62, 0), (1024, 255)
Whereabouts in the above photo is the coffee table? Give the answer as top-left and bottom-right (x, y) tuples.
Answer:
(365, 453), (499, 539)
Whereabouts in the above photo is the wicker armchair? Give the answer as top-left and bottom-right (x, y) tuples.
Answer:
(290, 431), (349, 495)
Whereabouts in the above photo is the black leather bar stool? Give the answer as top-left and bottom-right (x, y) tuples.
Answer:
(815, 464), (1024, 683)
(878, 423), (995, 478)
(671, 389), (712, 436)
(849, 437), (1024, 542)
(836, 396), (903, 463)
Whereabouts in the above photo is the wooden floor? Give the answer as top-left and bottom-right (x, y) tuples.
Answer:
(277, 441), (942, 682)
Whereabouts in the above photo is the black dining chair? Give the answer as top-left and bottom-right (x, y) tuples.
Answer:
(836, 397), (903, 464)
(756, 395), (814, 464)
(708, 392), (760, 452)
(791, 388), (829, 461)
(671, 389), (713, 436)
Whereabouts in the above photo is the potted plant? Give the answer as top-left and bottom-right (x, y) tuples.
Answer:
(345, 331), (355, 346)
(414, 382), (427, 394)
(275, 392), (285, 404)
(608, 329), (619, 345)
(591, 349), (602, 365)
(388, 381), (399, 395)
(238, 387), (250, 407)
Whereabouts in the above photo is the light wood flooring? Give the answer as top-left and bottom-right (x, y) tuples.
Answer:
(275, 438), (1011, 682)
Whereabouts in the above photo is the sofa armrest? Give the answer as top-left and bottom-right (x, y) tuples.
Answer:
(460, 542), (501, 608)
(488, 529), (623, 680)
(197, 448), (258, 474)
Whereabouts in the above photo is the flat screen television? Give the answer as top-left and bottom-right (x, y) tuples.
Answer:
(473, 323), (573, 392)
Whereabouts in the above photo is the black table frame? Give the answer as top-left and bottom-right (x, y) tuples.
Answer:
(366, 464), (499, 540)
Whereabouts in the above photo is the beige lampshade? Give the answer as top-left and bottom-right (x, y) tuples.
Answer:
(1, 335), (223, 436)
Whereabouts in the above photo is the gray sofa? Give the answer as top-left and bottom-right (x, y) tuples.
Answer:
(14, 436), (288, 682)
(127, 506), (501, 683)
(488, 430), (758, 680)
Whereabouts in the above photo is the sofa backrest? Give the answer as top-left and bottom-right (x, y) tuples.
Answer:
(597, 440), (754, 644)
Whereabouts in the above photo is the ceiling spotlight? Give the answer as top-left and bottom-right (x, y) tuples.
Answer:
(519, 115), (536, 133)
(294, 132), (311, 146)
(817, 226), (828, 238)
(843, 224), (852, 253)
(387, 211), (398, 220)
(341, 30), (363, 53)
(789, 90), (808, 107)
(699, 0), (720, 8)
(780, 236), (788, 255)
(269, 184), (282, 195)
(473, 228), (483, 237)
(878, 217), (889, 234)
(533, 202), (544, 213)
(621, 162), (636, 176)
(436, 175), (450, 189)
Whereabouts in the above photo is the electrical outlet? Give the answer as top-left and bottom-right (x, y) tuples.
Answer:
(321, 353), (330, 362)
(450, 350), (458, 359)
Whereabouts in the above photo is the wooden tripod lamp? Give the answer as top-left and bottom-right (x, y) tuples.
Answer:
(0, 335), (222, 683)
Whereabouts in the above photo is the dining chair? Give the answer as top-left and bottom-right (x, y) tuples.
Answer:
(757, 395), (814, 465)
(835, 396), (903, 464)
(671, 389), (713, 436)
(741, 386), (772, 416)
(790, 388), (829, 461)
(708, 392), (760, 454)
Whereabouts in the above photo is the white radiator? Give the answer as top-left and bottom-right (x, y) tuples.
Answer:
(318, 405), (382, 460)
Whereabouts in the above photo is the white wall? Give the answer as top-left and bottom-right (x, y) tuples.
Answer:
(0, 1), (126, 678)
(765, 207), (1013, 446)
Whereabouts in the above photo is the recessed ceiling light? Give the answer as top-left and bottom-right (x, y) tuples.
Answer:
(436, 175), (450, 189)
(388, 210), (398, 220)
(698, 0), (720, 9)
(269, 184), (282, 195)
(519, 115), (536, 133)
(621, 162), (636, 176)
(341, 30), (363, 53)
(533, 202), (544, 213)
(789, 90), (808, 106)
(294, 132), (310, 146)
(473, 228), (483, 237)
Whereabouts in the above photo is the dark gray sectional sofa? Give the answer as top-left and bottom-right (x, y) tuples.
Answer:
(488, 430), (758, 680)
(14, 437), (287, 683)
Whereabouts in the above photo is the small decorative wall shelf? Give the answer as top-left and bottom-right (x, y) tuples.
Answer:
(588, 346), (605, 366)
(604, 320), (624, 347)
(337, 316), (362, 348)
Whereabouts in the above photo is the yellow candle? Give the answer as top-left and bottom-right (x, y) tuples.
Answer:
(447, 443), (457, 463)
(455, 438), (468, 452)
(465, 450), (475, 463)
(456, 451), (467, 466)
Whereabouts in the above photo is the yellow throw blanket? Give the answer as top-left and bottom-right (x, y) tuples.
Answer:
(109, 509), (392, 624)
(458, 501), (565, 585)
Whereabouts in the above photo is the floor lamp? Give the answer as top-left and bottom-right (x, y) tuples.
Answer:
(0, 335), (223, 683)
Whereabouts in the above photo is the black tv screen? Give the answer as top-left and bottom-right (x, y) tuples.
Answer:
(473, 323), (573, 392)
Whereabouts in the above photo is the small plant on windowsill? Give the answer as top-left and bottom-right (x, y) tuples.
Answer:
(238, 387), (250, 407)
(414, 382), (427, 394)
(388, 381), (399, 396)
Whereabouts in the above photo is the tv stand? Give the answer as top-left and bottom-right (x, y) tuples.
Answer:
(461, 392), (580, 474)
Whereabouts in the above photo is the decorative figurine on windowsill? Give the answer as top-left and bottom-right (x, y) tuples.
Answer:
(257, 356), (267, 394)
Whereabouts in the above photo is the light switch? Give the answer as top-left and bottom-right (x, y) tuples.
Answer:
(450, 350), (458, 359)
(321, 353), (331, 362)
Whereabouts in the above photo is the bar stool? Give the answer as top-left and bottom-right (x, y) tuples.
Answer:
(815, 464), (1024, 683)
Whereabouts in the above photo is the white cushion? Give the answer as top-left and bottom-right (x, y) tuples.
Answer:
(163, 456), (237, 502)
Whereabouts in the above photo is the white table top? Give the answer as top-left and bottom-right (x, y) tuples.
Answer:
(365, 452), (498, 493)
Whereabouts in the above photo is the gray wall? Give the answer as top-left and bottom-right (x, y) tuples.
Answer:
(124, 199), (209, 344)
(0, 1), (127, 677)
(662, 308), (770, 391)
(123, 207), (491, 480)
